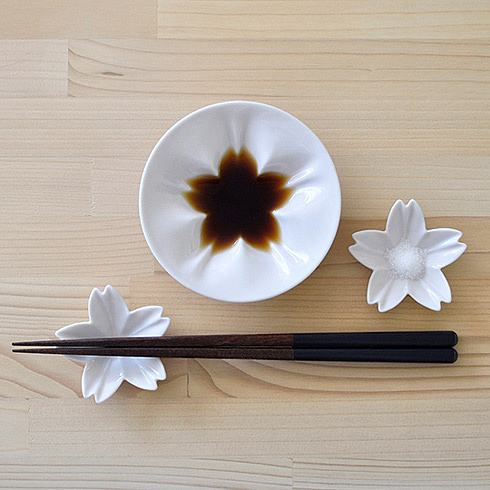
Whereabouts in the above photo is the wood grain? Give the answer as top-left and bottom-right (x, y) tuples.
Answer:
(0, 40), (67, 97)
(0, 217), (153, 277)
(68, 39), (490, 100)
(0, 276), (130, 334)
(0, 0), (157, 38)
(158, 0), (490, 39)
(293, 456), (490, 488)
(0, 399), (28, 458)
(0, 458), (292, 488)
(28, 397), (490, 459)
(91, 158), (144, 217)
(1, 1), (489, 487)
(0, 157), (92, 218)
(2, 97), (487, 160)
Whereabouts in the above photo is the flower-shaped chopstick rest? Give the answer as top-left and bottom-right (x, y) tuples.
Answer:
(56, 286), (170, 403)
(349, 199), (466, 312)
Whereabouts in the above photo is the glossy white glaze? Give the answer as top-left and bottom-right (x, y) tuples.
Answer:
(349, 199), (466, 312)
(56, 286), (169, 403)
(139, 101), (341, 302)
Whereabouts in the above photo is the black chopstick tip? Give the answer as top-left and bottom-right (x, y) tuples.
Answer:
(449, 348), (458, 363)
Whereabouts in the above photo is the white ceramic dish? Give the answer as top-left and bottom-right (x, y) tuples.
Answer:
(139, 101), (341, 302)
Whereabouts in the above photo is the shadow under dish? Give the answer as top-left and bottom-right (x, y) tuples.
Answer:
(184, 147), (293, 253)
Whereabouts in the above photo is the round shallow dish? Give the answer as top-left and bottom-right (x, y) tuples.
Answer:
(139, 101), (341, 302)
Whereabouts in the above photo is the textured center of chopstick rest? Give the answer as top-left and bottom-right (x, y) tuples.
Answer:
(386, 239), (426, 280)
(56, 285), (170, 404)
(184, 147), (293, 253)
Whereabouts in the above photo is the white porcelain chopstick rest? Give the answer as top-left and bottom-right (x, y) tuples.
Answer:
(349, 199), (466, 312)
(55, 285), (170, 403)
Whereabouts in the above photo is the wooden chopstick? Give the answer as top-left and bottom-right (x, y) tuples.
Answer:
(11, 346), (458, 363)
(12, 331), (458, 349)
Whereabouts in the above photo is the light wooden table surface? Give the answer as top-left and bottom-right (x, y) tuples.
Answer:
(1, 2), (489, 488)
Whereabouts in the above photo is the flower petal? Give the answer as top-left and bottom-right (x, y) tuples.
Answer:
(408, 277), (444, 311)
(367, 269), (392, 305)
(88, 286), (129, 337)
(242, 213), (280, 249)
(404, 200), (426, 243)
(82, 357), (124, 403)
(82, 358), (108, 397)
(426, 241), (466, 269)
(142, 358), (167, 380)
(377, 278), (408, 312)
(352, 230), (392, 252)
(56, 321), (104, 340)
(202, 214), (240, 251)
(185, 176), (220, 214)
(349, 243), (388, 270)
(417, 228), (462, 252)
(122, 358), (166, 390)
(122, 306), (170, 337)
(423, 267), (452, 303)
(56, 322), (106, 363)
(385, 199), (406, 245)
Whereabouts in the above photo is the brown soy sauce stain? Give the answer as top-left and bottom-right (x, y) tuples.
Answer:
(185, 147), (293, 253)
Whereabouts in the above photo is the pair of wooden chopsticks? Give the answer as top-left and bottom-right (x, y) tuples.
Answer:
(12, 331), (458, 363)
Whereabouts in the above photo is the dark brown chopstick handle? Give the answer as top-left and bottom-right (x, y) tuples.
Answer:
(12, 333), (293, 348)
(293, 348), (458, 363)
(12, 347), (293, 360)
(292, 331), (458, 349)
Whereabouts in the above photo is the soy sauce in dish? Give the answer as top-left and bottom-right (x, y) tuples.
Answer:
(185, 147), (293, 253)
